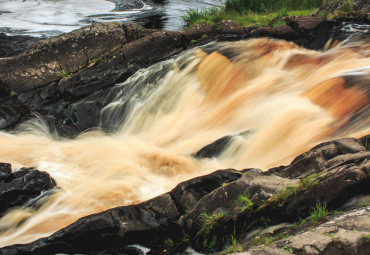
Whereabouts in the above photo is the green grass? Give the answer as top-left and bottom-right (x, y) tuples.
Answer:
(234, 194), (254, 213)
(225, 235), (243, 253)
(182, 0), (337, 28)
(310, 201), (328, 223)
(363, 234), (370, 243)
(197, 212), (225, 250)
(57, 70), (71, 79)
(281, 246), (294, 253)
(359, 135), (370, 151)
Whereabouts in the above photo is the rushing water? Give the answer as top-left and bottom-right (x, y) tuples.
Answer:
(0, 35), (369, 246)
(0, 0), (222, 37)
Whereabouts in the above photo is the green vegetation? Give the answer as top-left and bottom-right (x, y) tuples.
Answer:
(359, 135), (370, 151)
(363, 234), (370, 243)
(234, 194), (254, 213)
(163, 238), (174, 248)
(57, 70), (71, 79)
(9, 91), (17, 97)
(299, 173), (320, 189)
(225, 235), (243, 253)
(281, 246), (294, 253)
(197, 212), (225, 250)
(310, 201), (328, 223)
(182, 0), (338, 28)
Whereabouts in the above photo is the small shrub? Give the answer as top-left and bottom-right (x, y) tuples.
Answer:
(310, 201), (328, 223)
(10, 91), (17, 97)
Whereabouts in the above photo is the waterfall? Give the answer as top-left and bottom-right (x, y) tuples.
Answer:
(0, 37), (369, 246)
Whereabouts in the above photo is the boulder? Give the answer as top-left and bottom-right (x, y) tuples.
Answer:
(0, 165), (57, 216)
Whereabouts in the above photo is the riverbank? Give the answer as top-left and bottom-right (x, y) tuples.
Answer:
(0, 1), (369, 254)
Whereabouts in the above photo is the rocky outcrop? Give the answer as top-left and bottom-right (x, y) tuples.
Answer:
(0, 164), (56, 216)
(0, 138), (368, 254)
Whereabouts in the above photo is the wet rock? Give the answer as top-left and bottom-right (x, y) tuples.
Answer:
(114, 0), (144, 11)
(170, 169), (244, 214)
(193, 135), (233, 159)
(0, 33), (39, 58)
(0, 194), (180, 254)
(0, 166), (56, 216)
(0, 96), (27, 130)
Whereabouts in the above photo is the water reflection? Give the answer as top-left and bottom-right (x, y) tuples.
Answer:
(0, 0), (222, 37)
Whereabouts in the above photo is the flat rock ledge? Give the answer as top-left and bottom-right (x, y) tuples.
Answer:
(0, 137), (368, 254)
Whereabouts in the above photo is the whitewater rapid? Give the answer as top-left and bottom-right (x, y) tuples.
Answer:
(0, 37), (369, 246)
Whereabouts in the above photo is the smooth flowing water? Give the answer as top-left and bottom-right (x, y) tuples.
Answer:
(0, 36), (369, 246)
(0, 0), (222, 37)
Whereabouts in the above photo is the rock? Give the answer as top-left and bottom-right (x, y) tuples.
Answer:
(245, 207), (370, 255)
(114, 0), (144, 11)
(170, 169), (244, 214)
(0, 22), (130, 94)
(217, 20), (245, 35)
(0, 96), (28, 130)
(0, 166), (57, 216)
(250, 25), (300, 41)
(193, 135), (233, 159)
(0, 33), (39, 58)
(0, 194), (180, 254)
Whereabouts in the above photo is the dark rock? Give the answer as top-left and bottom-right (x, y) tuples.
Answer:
(0, 167), (56, 216)
(0, 33), (39, 58)
(0, 194), (180, 254)
(217, 20), (245, 35)
(0, 22), (129, 94)
(266, 138), (367, 178)
(0, 163), (11, 179)
(183, 24), (214, 41)
(193, 136), (233, 159)
(68, 101), (103, 132)
(170, 169), (244, 214)
(0, 96), (27, 130)
(250, 25), (300, 41)
(285, 16), (327, 33)
(114, 0), (144, 11)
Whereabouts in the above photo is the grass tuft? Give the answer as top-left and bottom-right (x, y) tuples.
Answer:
(310, 201), (328, 223)
(234, 194), (254, 213)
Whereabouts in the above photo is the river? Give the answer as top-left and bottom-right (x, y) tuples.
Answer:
(0, 0), (221, 37)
